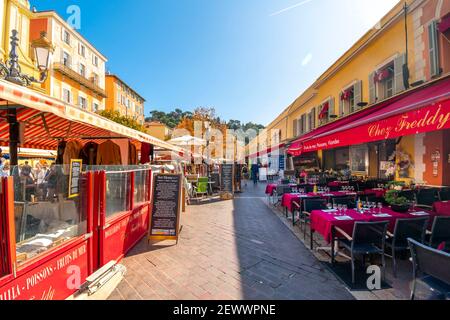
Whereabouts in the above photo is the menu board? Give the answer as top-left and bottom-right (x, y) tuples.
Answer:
(221, 164), (234, 193)
(68, 159), (82, 198)
(149, 174), (182, 241)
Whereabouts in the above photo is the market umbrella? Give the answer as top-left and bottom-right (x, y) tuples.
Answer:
(168, 135), (206, 147)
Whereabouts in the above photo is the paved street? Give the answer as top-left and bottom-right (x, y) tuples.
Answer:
(108, 182), (354, 300)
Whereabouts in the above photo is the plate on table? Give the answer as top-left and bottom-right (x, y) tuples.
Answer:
(322, 209), (338, 213)
(372, 213), (392, 218)
(334, 216), (353, 221)
(410, 211), (429, 216)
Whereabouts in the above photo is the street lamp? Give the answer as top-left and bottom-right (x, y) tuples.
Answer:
(1, 30), (54, 167)
(0, 30), (54, 86)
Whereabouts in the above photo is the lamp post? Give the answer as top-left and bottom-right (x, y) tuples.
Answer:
(0, 30), (54, 166)
(204, 121), (211, 178)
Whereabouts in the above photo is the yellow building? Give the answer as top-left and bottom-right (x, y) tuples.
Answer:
(144, 121), (172, 141)
(30, 10), (108, 112)
(250, 0), (450, 185)
(105, 74), (145, 124)
(0, 0), (41, 88)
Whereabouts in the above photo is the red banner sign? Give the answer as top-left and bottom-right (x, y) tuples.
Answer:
(301, 99), (450, 153)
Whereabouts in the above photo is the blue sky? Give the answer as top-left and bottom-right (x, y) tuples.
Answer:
(30, 0), (399, 125)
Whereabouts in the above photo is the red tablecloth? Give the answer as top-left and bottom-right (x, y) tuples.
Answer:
(364, 188), (386, 198)
(265, 184), (277, 195)
(328, 181), (349, 187)
(433, 201), (450, 215)
(265, 183), (296, 196)
(281, 192), (358, 213)
(311, 207), (436, 243)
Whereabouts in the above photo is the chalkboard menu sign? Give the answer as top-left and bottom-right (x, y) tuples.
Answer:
(221, 164), (234, 193)
(149, 174), (182, 241)
(68, 159), (82, 198)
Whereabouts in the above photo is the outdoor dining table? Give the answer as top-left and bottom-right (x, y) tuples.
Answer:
(281, 191), (358, 214)
(328, 181), (349, 188)
(364, 188), (387, 198)
(265, 183), (296, 196)
(310, 206), (437, 263)
(433, 201), (450, 215)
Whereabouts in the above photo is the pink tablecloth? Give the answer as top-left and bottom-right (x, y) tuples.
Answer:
(281, 192), (358, 213)
(311, 208), (436, 243)
(328, 181), (349, 187)
(265, 183), (297, 196)
(433, 201), (450, 215)
(265, 184), (277, 195)
(364, 188), (387, 198)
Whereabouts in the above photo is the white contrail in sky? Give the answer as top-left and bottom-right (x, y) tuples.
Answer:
(269, 0), (315, 17)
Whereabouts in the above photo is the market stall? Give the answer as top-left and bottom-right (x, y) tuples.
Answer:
(0, 78), (184, 300)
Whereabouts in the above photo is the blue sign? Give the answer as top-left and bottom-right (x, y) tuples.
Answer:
(279, 155), (285, 170)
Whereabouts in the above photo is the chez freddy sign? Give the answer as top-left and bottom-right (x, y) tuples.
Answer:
(300, 100), (450, 153)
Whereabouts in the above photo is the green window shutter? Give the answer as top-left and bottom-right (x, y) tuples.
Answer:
(311, 108), (316, 129)
(428, 21), (440, 77)
(339, 96), (344, 117)
(369, 72), (376, 104)
(353, 80), (362, 110)
(302, 114), (307, 134)
(328, 98), (335, 121)
(293, 119), (298, 137)
(394, 53), (406, 94)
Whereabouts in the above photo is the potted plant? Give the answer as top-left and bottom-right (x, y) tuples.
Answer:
(385, 190), (410, 213)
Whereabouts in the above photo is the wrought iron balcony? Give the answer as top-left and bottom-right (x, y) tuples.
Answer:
(53, 62), (107, 98)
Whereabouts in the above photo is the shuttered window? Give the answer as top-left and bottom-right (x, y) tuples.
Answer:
(293, 119), (298, 137)
(428, 20), (441, 77)
(393, 53), (406, 94)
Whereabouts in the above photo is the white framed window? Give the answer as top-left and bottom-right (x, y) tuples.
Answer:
(78, 43), (86, 57)
(93, 102), (99, 112)
(62, 88), (71, 103)
(92, 55), (99, 67)
(79, 63), (86, 77)
(78, 96), (87, 109)
(62, 29), (70, 45)
(63, 51), (71, 67)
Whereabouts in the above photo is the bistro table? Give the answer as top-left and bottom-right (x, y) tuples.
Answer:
(328, 181), (349, 188)
(310, 206), (436, 263)
(265, 183), (297, 196)
(364, 188), (387, 198)
(433, 201), (450, 215)
(281, 191), (358, 213)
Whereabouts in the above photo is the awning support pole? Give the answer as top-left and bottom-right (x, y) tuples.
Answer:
(7, 108), (19, 166)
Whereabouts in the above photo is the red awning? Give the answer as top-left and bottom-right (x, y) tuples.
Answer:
(438, 13), (450, 33)
(288, 76), (450, 156)
(248, 143), (285, 159)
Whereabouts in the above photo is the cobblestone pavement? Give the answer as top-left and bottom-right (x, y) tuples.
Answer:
(108, 182), (354, 300)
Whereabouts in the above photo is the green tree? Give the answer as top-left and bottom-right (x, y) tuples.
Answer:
(97, 110), (145, 132)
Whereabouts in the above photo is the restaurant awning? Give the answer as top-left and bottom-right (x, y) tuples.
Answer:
(248, 143), (285, 159)
(288, 76), (450, 156)
(0, 78), (184, 153)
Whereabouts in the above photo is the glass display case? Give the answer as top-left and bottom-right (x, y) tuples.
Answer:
(11, 165), (88, 267)
(105, 171), (131, 218)
(133, 169), (150, 206)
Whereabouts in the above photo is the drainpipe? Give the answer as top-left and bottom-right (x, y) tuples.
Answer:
(403, 2), (410, 89)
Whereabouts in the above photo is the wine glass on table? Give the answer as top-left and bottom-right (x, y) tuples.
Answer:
(343, 204), (348, 216)
(377, 202), (383, 214)
(337, 204), (342, 216)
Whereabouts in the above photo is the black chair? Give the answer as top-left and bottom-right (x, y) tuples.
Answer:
(298, 184), (313, 193)
(281, 179), (290, 185)
(385, 217), (429, 277)
(332, 196), (356, 209)
(438, 189), (450, 201)
(273, 185), (289, 206)
(365, 194), (382, 204)
(329, 185), (340, 192)
(300, 198), (327, 241)
(429, 216), (450, 252)
(335, 221), (389, 284)
(399, 190), (416, 202)
(408, 238), (450, 300)
(416, 189), (439, 209)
